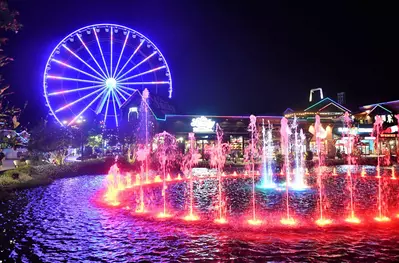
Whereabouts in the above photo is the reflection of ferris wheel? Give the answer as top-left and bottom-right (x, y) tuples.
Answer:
(43, 23), (172, 127)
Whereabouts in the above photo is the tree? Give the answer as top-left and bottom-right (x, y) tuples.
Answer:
(1, 1), (22, 130)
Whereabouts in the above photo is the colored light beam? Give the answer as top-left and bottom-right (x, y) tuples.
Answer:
(121, 81), (170, 85)
(47, 75), (103, 85)
(111, 91), (119, 126)
(55, 86), (106, 112)
(114, 39), (144, 79)
(61, 44), (104, 79)
(113, 89), (122, 108)
(113, 31), (129, 78)
(51, 59), (105, 82)
(93, 28), (110, 78)
(114, 87), (128, 101)
(110, 27), (113, 77)
(76, 34), (108, 78)
(115, 85), (134, 97)
(47, 84), (104, 96)
(103, 89), (111, 124)
(118, 65), (166, 83)
(117, 85), (138, 92)
(116, 51), (157, 80)
(95, 89), (111, 114)
(68, 88), (108, 126)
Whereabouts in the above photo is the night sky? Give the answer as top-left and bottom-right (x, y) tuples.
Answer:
(4, 0), (399, 124)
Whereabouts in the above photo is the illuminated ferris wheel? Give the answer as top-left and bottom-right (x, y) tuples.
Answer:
(43, 23), (172, 127)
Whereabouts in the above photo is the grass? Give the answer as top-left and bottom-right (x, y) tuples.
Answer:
(0, 158), (114, 191)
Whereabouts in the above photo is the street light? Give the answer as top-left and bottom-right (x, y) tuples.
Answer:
(71, 116), (86, 161)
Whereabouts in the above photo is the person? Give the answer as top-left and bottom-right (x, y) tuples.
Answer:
(0, 149), (5, 170)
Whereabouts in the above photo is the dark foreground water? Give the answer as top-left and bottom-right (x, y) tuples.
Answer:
(2, 168), (399, 262)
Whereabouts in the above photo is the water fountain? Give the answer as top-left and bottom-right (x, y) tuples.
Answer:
(154, 131), (178, 218)
(314, 115), (332, 226)
(259, 120), (275, 188)
(342, 112), (360, 224)
(183, 132), (200, 221)
(291, 115), (307, 190)
(208, 124), (230, 224)
(373, 115), (390, 222)
(280, 117), (296, 225)
(247, 115), (262, 225)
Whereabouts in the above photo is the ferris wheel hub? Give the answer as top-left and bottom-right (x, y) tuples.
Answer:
(105, 78), (117, 89)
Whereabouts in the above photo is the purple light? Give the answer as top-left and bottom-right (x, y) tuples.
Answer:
(95, 89), (111, 114)
(103, 90), (111, 124)
(76, 35), (108, 78)
(69, 88), (108, 125)
(114, 87), (128, 101)
(115, 86), (133, 97)
(47, 75), (103, 84)
(62, 44), (104, 79)
(48, 84), (104, 96)
(93, 28), (110, 78)
(114, 40), (144, 79)
(55, 86), (106, 112)
(118, 65), (166, 83)
(113, 31), (129, 78)
(117, 51), (157, 80)
(110, 27), (113, 77)
(117, 85), (139, 92)
(44, 23), (173, 127)
(122, 81), (170, 85)
(111, 91), (119, 127)
(51, 59), (105, 81)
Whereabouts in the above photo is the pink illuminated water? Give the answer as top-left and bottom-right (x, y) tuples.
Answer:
(343, 111), (359, 223)
(315, 114), (331, 225)
(280, 117), (295, 224)
(208, 124), (230, 223)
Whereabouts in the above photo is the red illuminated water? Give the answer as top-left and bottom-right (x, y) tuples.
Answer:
(2, 169), (399, 261)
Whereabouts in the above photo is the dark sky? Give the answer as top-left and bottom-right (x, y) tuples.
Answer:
(4, 0), (399, 123)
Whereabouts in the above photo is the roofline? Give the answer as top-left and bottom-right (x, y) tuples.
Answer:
(360, 99), (399, 109)
(156, 114), (283, 121)
(304, 97), (351, 112)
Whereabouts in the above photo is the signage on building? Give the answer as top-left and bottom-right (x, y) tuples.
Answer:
(380, 134), (397, 138)
(337, 127), (373, 134)
(191, 116), (215, 133)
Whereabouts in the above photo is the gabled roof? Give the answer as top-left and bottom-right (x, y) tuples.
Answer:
(360, 99), (398, 113)
(304, 97), (351, 113)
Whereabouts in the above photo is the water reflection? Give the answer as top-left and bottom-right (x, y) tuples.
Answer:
(1, 168), (399, 262)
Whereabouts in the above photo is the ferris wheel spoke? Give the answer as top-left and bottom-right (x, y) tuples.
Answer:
(103, 89), (111, 124)
(114, 87), (128, 101)
(62, 44), (105, 79)
(115, 85), (134, 97)
(47, 75), (103, 84)
(117, 85), (138, 92)
(95, 89), (111, 114)
(111, 91), (119, 127)
(52, 59), (105, 82)
(121, 81), (170, 85)
(93, 28), (110, 78)
(114, 40), (144, 79)
(110, 27), (113, 77)
(118, 65), (166, 83)
(55, 86), (106, 113)
(116, 51), (157, 80)
(69, 88), (108, 126)
(47, 84), (104, 96)
(113, 90), (122, 108)
(113, 31), (130, 79)
(77, 34), (108, 78)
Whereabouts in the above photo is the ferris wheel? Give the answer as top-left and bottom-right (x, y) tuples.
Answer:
(43, 23), (172, 127)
